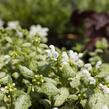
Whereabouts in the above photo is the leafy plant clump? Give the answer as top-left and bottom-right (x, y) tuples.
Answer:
(0, 21), (109, 109)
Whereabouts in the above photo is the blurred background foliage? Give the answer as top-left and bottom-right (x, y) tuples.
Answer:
(0, 0), (72, 37)
(74, 0), (109, 12)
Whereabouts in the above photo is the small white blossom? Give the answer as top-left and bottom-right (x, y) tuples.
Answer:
(69, 50), (78, 62)
(76, 60), (84, 67)
(7, 21), (19, 29)
(49, 45), (55, 52)
(52, 108), (58, 109)
(0, 87), (5, 91)
(78, 53), (83, 58)
(81, 68), (96, 85)
(29, 25), (49, 37)
(46, 49), (52, 57)
(0, 86), (8, 93)
(96, 60), (102, 69)
(81, 68), (91, 78)
(46, 45), (59, 60)
(49, 45), (59, 60)
(52, 51), (59, 60)
(101, 104), (108, 109)
(99, 83), (109, 94)
(68, 50), (83, 66)
(84, 63), (92, 71)
(61, 51), (69, 64)
(88, 77), (96, 85)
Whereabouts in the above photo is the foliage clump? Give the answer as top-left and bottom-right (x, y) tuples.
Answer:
(0, 21), (109, 109)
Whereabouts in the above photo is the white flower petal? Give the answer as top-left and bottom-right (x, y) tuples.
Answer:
(84, 63), (92, 71)
(81, 68), (91, 78)
(88, 77), (96, 85)
(7, 21), (19, 29)
(99, 83), (109, 94)
(96, 60), (102, 69)
(101, 104), (108, 109)
(29, 25), (49, 37)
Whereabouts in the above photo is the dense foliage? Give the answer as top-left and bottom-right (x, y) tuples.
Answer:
(0, 21), (109, 109)
(0, 0), (72, 36)
(74, 0), (109, 12)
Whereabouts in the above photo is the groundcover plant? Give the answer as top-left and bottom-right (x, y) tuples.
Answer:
(0, 20), (109, 109)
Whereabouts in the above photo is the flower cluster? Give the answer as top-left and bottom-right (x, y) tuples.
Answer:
(46, 45), (59, 60)
(7, 21), (20, 30)
(80, 63), (96, 85)
(30, 25), (49, 37)
(60, 50), (84, 67)
(68, 50), (83, 66)
(29, 25), (49, 42)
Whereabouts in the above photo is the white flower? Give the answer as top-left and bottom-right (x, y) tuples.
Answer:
(46, 49), (52, 57)
(29, 25), (49, 37)
(78, 53), (83, 58)
(88, 77), (96, 85)
(0, 86), (8, 93)
(96, 60), (102, 69)
(76, 60), (84, 67)
(49, 45), (55, 52)
(101, 104), (108, 109)
(99, 83), (109, 94)
(68, 50), (83, 66)
(68, 50), (74, 54)
(7, 21), (19, 29)
(81, 68), (91, 78)
(61, 51), (69, 64)
(49, 45), (59, 60)
(0, 87), (5, 91)
(103, 87), (109, 94)
(52, 108), (58, 109)
(0, 19), (4, 27)
(84, 63), (92, 71)
(52, 51), (59, 60)
(68, 50), (79, 62)
(46, 45), (59, 60)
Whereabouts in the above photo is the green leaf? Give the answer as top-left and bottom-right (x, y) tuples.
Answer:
(44, 77), (57, 86)
(0, 75), (12, 85)
(96, 38), (108, 49)
(0, 72), (6, 79)
(0, 92), (4, 101)
(37, 82), (59, 97)
(68, 94), (78, 101)
(60, 64), (76, 78)
(0, 55), (11, 69)
(14, 94), (31, 109)
(54, 87), (69, 107)
(96, 63), (109, 78)
(70, 73), (81, 88)
(19, 65), (34, 79)
(87, 92), (109, 109)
